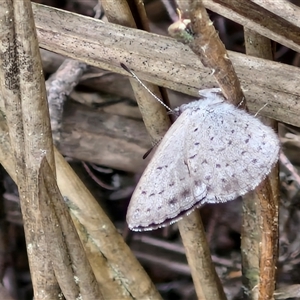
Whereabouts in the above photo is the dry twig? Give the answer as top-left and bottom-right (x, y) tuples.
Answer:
(171, 1), (244, 105)
(0, 1), (58, 297)
(39, 157), (103, 299)
(46, 59), (87, 145)
(202, 0), (300, 53)
(101, 0), (171, 145)
(242, 29), (279, 300)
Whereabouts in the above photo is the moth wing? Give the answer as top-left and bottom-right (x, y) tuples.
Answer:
(185, 101), (279, 204)
(127, 111), (207, 231)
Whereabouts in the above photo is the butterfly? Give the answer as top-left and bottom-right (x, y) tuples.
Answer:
(126, 89), (280, 231)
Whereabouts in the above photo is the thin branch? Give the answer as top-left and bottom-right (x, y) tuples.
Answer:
(39, 158), (103, 299)
(46, 59), (87, 145)
(101, 0), (171, 145)
(202, 0), (300, 53)
(250, 0), (300, 27)
(171, 0), (244, 105)
(242, 28), (279, 300)
(178, 213), (227, 300)
(280, 152), (300, 189)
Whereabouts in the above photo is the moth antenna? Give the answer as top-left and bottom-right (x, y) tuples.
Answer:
(142, 138), (162, 159)
(254, 103), (268, 117)
(237, 97), (245, 108)
(120, 63), (172, 112)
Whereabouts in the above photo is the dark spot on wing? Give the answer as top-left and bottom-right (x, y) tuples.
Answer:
(241, 151), (247, 155)
(194, 180), (203, 186)
(205, 175), (211, 181)
(218, 147), (225, 152)
(189, 154), (197, 159)
(252, 159), (257, 164)
(210, 136), (214, 140)
(243, 168), (248, 173)
(158, 165), (168, 170)
(225, 163), (229, 167)
(209, 148), (214, 152)
(195, 142), (200, 146)
(149, 193), (155, 197)
(231, 130), (235, 133)
(141, 191), (147, 195)
(221, 178), (226, 183)
(180, 178), (185, 181)
(146, 208), (151, 213)
(157, 206), (162, 210)
(216, 164), (221, 168)
(168, 198), (177, 205)
(245, 138), (249, 143)
(181, 189), (190, 198)
(169, 182), (175, 187)
(202, 159), (208, 165)
(228, 140), (232, 145)
(194, 128), (198, 132)
(158, 190), (164, 195)
(133, 199), (205, 230)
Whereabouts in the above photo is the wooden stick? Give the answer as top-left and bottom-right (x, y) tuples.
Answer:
(31, 4), (300, 128)
(0, 1), (58, 297)
(242, 28), (279, 300)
